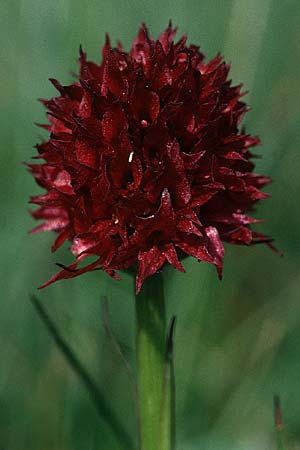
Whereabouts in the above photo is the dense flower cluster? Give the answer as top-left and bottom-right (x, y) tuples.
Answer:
(28, 23), (271, 293)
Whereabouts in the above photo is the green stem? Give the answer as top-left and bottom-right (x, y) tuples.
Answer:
(135, 272), (172, 450)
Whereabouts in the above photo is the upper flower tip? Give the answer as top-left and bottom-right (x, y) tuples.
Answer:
(28, 22), (271, 294)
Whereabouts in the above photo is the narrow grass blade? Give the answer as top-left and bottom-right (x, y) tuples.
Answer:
(102, 296), (139, 448)
(30, 294), (134, 450)
(102, 296), (138, 403)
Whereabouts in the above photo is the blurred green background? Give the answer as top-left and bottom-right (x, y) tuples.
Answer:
(1, 0), (300, 449)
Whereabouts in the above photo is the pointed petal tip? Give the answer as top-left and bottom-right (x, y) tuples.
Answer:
(38, 280), (50, 289)
(79, 45), (86, 62)
(167, 19), (177, 32)
(135, 277), (142, 295)
(139, 22), (151, 38)
(34, 122), (50, 131)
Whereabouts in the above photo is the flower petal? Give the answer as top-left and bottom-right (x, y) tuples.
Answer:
(136, 246), (166, 293)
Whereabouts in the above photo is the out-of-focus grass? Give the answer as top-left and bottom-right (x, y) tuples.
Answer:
(0, 1), (300, 449)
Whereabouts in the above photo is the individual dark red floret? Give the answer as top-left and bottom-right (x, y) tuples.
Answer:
(28, 23), (271, 293)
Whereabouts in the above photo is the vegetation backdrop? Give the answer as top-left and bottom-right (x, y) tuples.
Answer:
(1, 0), (300, 449)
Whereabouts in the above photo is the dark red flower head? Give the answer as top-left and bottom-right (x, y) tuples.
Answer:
(28, 23), (271, 293)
